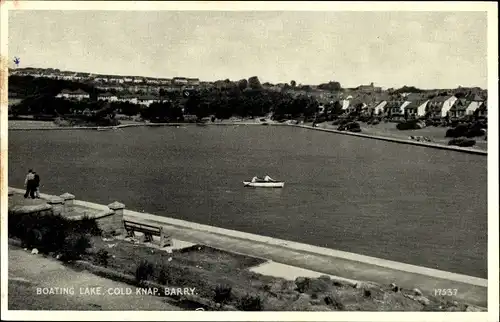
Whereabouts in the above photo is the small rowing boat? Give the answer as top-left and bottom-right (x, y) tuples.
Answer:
(243, 176), (284, 188)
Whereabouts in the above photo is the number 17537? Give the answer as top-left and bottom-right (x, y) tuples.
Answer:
(434, 288), (458, 296)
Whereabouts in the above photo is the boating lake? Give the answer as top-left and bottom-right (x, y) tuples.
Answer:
(8, 125), (488, 278)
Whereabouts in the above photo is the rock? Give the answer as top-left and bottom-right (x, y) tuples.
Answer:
(465, 305), (484, 312)
(31, 248), (39, 254)
(416, 296), (430, 306)
(295, 277), (311, 293)
(390, 283), (399, 292)
(413, 288), (422, 296)
(355, 281), (380, 290)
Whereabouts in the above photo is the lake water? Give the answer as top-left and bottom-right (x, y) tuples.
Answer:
(8, 125), (488, 278)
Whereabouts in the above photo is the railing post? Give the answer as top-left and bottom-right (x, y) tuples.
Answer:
(47, 196), (65, 216)
(59, 193), (75, 215)
(107, 201), (125, 235)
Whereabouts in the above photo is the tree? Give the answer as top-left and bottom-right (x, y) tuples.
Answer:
(237, 79), (248, 92)
(290, 80), (296, 88)
(248, 76), (262, 90)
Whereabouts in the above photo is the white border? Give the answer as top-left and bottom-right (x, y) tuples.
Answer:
(1, 2), (498, 321)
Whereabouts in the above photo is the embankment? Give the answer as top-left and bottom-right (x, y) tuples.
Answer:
(7, 187), (488, 307)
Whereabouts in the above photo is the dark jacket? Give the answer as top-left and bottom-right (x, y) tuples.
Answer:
(33, 174), (40, 186)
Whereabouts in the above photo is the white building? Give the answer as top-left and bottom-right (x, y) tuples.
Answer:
(56, 89), (90, 101)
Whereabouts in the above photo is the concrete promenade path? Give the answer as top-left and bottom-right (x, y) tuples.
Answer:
(7, 244), (182, 311)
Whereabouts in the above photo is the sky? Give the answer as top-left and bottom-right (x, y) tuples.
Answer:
(8, 10), (488, 89)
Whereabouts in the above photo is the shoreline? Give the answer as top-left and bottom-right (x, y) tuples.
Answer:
(8, 120), (488, 155)
(7, 187), (489, 307)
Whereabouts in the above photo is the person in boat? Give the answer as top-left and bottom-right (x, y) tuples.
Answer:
(264, 175), (274, 182)
(251, 176), (259, 183)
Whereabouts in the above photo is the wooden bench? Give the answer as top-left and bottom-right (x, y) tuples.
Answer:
(123, 220), (172, 247)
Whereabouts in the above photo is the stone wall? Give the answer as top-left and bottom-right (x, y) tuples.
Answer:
(8, 188), (126, 235)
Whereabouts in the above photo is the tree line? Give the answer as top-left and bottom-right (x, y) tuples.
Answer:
(9, 75), (336, 122)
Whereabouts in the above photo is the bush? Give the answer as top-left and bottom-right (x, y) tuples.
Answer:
(448, 137), (476, 147)
(237, 294), (263, 311)
(213, 284), (232, 304)
(9, 212), (69, 253)
(445, 124), (469, 138)
(95, 249), (110, 267)
(157, 267), (170, 285)
(295, 277), (311, 293)
(71, 214), (102, 236)
(135, 260), (155, 283)
(59, 233), (92, 262)
(396, 120), (425, 131)
(338, 121), (361, 132)
(323, 292), (345, 310)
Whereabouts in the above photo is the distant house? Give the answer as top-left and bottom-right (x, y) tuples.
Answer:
(56, 89), (90, 101)
(384, 99), (406, 117)
(475, 101), (487, 118)
(116, 95), (138, 105)
(416, 100), (429, 117)
(341, 98), (351, 111)
(465, 101), (483, 115)
(159, 79), (172, 85)
(373, 101), (387, 116)
(133, 78), (145, 84)
(172, 77), (188, 86)
(356, 82), (382, 93)
(137, 95), (160, 107)
(403, 94), (428, 118)
(97, 92), (118, 102)
(187, 78), (200, 86)
(123, 77), (134, 83)
(448, 98), (469, 118)
(427, 95), (458, 118)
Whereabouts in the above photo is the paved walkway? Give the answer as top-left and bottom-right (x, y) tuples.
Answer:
(8, 245), (182, 310)
(124, 211), (487, 307)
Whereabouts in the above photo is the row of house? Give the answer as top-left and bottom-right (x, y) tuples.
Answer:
(339, 93), (487, 119)
(10, 69), (200, 87)
(56, 90), (164, 107)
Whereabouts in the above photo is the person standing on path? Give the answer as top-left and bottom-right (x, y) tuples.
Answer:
(33, 171), (41, 198)
(24, 169), (35, 199)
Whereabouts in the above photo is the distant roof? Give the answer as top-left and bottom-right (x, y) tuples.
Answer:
(138, 95), (158, 100)
(73, 89), (89, 95)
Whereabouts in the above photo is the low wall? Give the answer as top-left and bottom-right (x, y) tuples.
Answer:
(8, 121), (487, 155)
(8, 188), (124, 235)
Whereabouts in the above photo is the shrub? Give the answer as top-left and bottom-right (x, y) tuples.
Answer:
(237, 294), (263, 311)
(213, 284), (232, 304)
(95, 249), (110, 267)
(157, 267), (170, 285)
(338, 121), (360, 132)
(71, 214), (102, 236)
(396, 120), (425, 131)
(60, 233), (92, 262)
(445, 124), (469, 138)
(295, 277), (311, 293)
(135, 260), (154, 283)
(448, 137), (476, 147)
(323, 292), (345, 310)
(9, 212), (69, 253)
